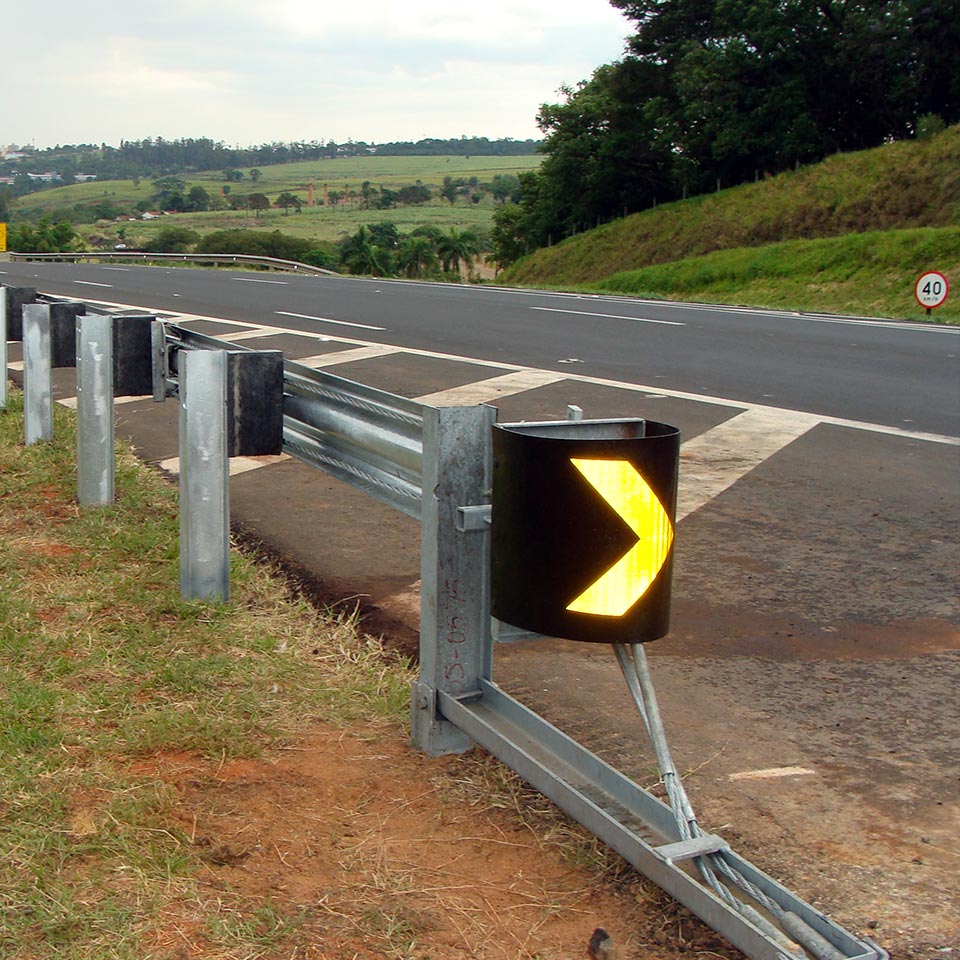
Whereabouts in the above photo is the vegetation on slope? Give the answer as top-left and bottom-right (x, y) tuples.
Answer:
(502, 125), (960, 288)
(591, 226), (960, 323)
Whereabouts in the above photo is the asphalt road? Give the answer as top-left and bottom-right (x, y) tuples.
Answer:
(2, 260), (957, 436)
(3, 261), (959, 954)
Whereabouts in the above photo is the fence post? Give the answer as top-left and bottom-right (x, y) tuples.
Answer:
(76, 314), (115, 505)
(411, 403), (496, 756)
(179, 349), (230, 602)
(23, 303), (53, 444)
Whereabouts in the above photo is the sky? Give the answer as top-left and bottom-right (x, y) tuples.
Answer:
(3, 1), (631, 151)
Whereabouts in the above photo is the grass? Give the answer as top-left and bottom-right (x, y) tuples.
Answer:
(0, 390), (413, 958)
(9, 154), (544, 249)
(587, 226), (960, 323)
(500, 125), (960, 322)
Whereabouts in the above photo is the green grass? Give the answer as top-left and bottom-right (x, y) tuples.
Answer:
(0, 392), (413, 958)
(501, 125), (960, 322)
(587, 226), (960, 323)
(10, 154), (543, 248)
(102, 199), (501, 249)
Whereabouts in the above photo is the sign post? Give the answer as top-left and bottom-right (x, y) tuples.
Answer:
(915, 270), (949, 316)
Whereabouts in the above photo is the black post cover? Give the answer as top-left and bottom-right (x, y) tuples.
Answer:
(2, 285), (38, 341)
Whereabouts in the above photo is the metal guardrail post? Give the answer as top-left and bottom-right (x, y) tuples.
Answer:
(411, 403), (497, 756)
(23, 303), (53, 444)
(76, 314), (115, 505)
(179, 349), (230, 601)
(0, 287), (6, 409)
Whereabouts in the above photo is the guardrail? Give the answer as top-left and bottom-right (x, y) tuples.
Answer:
(1, 284), (888, 960)
(9, 250), (337, 276)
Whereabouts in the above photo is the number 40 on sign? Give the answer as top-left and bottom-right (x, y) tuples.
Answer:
(915, 270), (949, 312)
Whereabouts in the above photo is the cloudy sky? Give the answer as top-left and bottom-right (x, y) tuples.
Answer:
(3, 1), (631, 150)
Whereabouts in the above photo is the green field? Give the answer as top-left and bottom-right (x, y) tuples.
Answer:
(10, 154), (543, 248)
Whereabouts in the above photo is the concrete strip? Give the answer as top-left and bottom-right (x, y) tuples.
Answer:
(157, 454), (290, 477)
(295, 344), (404, 367)
(677, 406), (821, 521)
(415, 369), (566, 406)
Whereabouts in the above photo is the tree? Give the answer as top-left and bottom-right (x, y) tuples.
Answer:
(488, 174), (521, 204)
(275, 192), (302, 215)
(510, 0), (960, 260)
(436, 227), (480, 276)
(397, 235), (439, 278)
(339, 225), (393, 276)
(249, 168), (262, 182)
(143, 226), (200, 253)
(8, 218), (80, 253)
(247, 193), (271, 218)
(186, 185), (210, 212)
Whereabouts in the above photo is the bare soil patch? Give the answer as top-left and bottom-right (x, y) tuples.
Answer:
(137, 724), (744, 959)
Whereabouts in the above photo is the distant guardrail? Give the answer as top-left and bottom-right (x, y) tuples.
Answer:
(8, 250), (338, 276)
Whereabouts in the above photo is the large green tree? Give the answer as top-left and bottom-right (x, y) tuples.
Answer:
(493, 0), (960, 267)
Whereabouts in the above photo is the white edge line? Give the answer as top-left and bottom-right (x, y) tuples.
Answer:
(531, 306), (685, 326)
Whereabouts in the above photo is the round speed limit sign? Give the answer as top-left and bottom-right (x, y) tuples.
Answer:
(915, 271), (949, 309)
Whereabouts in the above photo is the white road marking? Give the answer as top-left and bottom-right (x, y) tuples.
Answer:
(27, 301), (958, 448)
(73, 280), (113, 288)
(276, 310), (385, 331)
(57, 394), (153, 409)
(219, 327), (282, 341)
(531, 306), (685, 326)
(294, 345), (403, 367)
(157, 454), (291, 477)
(233, 277), (287, 285)
(728, 766), (816, 781)
(677, 407), (822, 521)
(415, 370), (566, 406)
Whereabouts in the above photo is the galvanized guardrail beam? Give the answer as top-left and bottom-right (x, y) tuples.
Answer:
(9, 250), (337, 276)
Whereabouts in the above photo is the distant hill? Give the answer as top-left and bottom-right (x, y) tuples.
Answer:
(502, 126), (960, 289)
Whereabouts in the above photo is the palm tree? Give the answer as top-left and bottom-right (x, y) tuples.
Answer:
(339, 225), (393, 276)
(436, 228), (480, 277)
(397, 235), (439, 279)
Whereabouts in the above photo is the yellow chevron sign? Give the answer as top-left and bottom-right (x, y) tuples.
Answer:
(566, 458), (674, 617)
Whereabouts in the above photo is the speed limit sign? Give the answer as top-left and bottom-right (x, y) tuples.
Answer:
(915, 271), (949, 309)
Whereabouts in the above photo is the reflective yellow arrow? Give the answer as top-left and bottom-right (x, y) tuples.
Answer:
(566, 458), (673, 616)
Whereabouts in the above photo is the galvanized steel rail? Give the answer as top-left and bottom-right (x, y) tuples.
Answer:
(11, 250), (337, 276)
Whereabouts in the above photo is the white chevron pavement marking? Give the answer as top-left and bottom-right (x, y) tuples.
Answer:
(57, 394), (154, 409)
(219, 327), (285, 341)
(415, 369), (566, 406)
(677, 407), (821, 522)
(157, 454), (291, 477)
(294, 345), (404, 367)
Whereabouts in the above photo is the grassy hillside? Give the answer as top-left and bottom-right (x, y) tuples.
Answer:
(591, 226), (960, 323)
(502, 126), (960, 291)
(10, 154), (543, 248)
